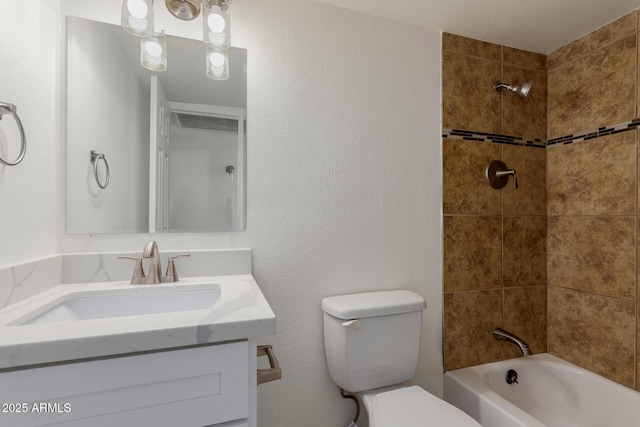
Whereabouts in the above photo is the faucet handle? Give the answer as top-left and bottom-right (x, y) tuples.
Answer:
(118, 256), (146, 284)
(163, 254), (190, 283)
(486, 160), (518, 189)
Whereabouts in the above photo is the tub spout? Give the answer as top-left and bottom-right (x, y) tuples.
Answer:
(493, 328), (532, 356)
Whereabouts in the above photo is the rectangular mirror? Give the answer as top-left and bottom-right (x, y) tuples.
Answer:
(65, 17), (247, 234)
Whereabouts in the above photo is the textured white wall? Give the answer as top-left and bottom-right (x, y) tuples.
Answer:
(3, 0), (442, 426)
(0, 0), (58, 267)
(235, 4), (443, 426)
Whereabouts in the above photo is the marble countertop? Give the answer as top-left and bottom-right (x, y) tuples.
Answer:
(0, 274), (275, 370)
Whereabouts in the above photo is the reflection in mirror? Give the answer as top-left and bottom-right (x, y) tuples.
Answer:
(66, 17), (246, 234)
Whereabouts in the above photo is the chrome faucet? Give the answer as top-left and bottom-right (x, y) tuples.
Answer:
(493, 328), (532, 356)
(142, 240), (163, 284)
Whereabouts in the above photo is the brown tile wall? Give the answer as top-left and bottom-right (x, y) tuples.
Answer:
(546, 11), (640, 389)
(442, 33), (547, 139)
(442, 12), (640, 387)
(442, 33), (547, 371)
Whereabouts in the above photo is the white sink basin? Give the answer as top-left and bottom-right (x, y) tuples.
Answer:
(0, 274), (276, 370)
(19, 287), (221, 325)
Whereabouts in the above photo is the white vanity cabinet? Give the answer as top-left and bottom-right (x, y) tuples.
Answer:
(0, 340), (258, 427)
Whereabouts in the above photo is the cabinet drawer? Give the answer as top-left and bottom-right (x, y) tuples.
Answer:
(0, 341), (249, 426)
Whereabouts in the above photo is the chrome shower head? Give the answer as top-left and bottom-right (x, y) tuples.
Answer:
(494, 81), (533, 99)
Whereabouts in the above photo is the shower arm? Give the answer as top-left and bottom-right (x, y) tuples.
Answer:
(494, 83), (514, 92)
(494, 81), (532, 99)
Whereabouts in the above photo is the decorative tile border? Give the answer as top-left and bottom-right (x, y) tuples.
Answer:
(442, 128), (546, 148)
(444, 118), (640, 149)
(546, 118), (640, 147)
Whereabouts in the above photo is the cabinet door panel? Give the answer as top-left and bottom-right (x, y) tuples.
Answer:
(0, 342), (249, 426)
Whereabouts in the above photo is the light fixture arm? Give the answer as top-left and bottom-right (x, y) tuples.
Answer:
(165, 0), (201, 20)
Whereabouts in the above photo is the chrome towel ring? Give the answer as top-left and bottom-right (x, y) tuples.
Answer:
(0, 102), (27, 166)
(90, 150), (110, 189)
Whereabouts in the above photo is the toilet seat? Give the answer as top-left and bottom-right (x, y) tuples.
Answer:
(368, 386), (481, 427)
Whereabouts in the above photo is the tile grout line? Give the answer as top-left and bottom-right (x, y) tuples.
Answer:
(635, 26), (639, 390)
(500, 139), (505, 329)
(633, 123), (640, 390)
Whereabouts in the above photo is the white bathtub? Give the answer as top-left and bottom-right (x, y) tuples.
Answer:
(443, 353), (640, 427)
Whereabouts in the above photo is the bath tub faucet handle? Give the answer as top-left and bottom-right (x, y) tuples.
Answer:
(486, 160), (518, 189)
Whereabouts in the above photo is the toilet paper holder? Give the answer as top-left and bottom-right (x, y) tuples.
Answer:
(257, 345), (282, 385)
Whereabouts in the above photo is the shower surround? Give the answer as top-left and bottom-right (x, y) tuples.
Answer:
(442, 32), (548, 371)
(442, 9), (640, 391)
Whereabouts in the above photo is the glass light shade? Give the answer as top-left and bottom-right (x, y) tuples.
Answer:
(140, 32), (167, 72)
(122, 0), (154, 37)
(203, 1), (230, 50)
(205, 46), (229, 80)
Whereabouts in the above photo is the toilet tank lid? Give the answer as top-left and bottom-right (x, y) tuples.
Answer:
(321, 290), (426, 319)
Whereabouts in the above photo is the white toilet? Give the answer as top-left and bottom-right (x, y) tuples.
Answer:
(322, 290), (480, 426)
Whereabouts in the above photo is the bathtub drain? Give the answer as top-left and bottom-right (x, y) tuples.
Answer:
(506, 369), (518, 384)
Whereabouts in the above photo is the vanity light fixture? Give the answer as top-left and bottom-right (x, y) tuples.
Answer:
(203, 0), (231, 80)
(121, 0), (154, 37)
(140, 31), (168, 72)
(206, 45), (229, 80)
(121, 0), (232, 80)
(203, 0), (231, 50)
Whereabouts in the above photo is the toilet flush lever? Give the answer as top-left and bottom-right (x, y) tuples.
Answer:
(342, 319), (361, 329)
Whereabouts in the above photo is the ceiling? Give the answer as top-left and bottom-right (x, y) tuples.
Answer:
(314, 0), (640, 53)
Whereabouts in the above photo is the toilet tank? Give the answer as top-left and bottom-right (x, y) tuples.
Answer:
(321, 290), (426, 392)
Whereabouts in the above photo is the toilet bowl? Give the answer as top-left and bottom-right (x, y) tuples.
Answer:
(360, 385), (480, 426)
(322, 290), (480, 426)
